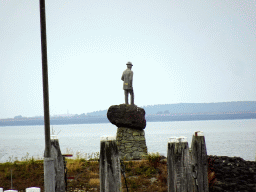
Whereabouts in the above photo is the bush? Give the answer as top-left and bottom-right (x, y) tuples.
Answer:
(147, 152), (161, 168)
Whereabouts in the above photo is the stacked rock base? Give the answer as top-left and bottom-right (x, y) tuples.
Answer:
(116, 127), (148, 160)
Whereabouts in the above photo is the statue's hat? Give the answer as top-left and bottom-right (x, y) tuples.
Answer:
(126, 61), (133, 66)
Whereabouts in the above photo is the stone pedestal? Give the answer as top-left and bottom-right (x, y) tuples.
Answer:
(107, 104), (148, 160)
(116, 127), (147, 160)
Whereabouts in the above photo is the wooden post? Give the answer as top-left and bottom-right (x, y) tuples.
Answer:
(62, 154), (73, 191)
(100, 136), (121, 192)
(49, 136), (65, 192)
(191, 131), (209, 192)
(167, 137), (176, 192)
(167, 136), (193, 192)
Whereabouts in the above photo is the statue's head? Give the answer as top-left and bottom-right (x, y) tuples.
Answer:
(126, 61), (133, 69)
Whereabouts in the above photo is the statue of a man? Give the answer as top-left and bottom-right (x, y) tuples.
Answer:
(121, 62), (134, 105)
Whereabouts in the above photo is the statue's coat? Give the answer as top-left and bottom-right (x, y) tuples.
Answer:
(121, 69), (133, 90)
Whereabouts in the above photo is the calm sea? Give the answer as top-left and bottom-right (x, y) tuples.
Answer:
(0, 119), (255, 163)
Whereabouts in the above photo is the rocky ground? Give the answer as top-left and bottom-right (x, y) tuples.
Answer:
(208, 155), (256, 192)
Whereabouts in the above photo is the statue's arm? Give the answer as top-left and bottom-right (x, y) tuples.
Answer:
(130, 71), (133, 87)
(121, 73), (124, 81)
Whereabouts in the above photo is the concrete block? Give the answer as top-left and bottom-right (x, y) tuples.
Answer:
(44, 157), (55, 192)
(26, 187), (41, 192)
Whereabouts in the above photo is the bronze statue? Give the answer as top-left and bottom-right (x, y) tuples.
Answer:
(121, 62), (134, 105)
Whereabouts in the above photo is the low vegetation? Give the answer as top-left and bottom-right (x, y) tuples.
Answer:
(0, 151), (216, 192)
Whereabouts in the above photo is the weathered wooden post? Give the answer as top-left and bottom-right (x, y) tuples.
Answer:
(100, 135), (121, 192)
(167, 136), (193, 192)
(191, 131), (209, 192)
(167, 137), (176, 192)
(49, 135), (65, 192)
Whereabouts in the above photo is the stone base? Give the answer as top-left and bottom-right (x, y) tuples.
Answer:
(116, 127), (148, 160)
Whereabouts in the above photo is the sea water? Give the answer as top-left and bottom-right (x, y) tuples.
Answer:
(0, 119), (255, 163)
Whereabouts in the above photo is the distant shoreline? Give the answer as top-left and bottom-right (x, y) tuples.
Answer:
(0, 113), (255, 127)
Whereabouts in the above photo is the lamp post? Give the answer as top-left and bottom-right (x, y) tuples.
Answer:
(39, 0), (55, 191)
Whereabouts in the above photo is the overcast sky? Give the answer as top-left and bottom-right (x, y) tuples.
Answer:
(0, 0), (256, 119)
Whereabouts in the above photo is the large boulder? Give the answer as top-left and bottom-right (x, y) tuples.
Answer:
(107, 104), (146, 130)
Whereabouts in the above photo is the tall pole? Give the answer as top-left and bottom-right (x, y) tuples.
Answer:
(39, 0), (55, 191)
(39, 0), (51, 158)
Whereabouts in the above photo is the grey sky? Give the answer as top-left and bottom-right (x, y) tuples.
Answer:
(0, 0), (255, 119)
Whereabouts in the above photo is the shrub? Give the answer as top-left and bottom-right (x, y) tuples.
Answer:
(147, 152), (161, 168)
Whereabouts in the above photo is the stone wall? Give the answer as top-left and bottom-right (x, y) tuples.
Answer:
(208, 155), (256, 191)
(116, 127), (147, 160)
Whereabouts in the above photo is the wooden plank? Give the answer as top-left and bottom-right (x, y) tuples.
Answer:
(62, 154), (73, 157)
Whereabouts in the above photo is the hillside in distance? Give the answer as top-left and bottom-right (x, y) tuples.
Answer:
(1, 101), (256, 127)
(87, 101), (256, 116)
